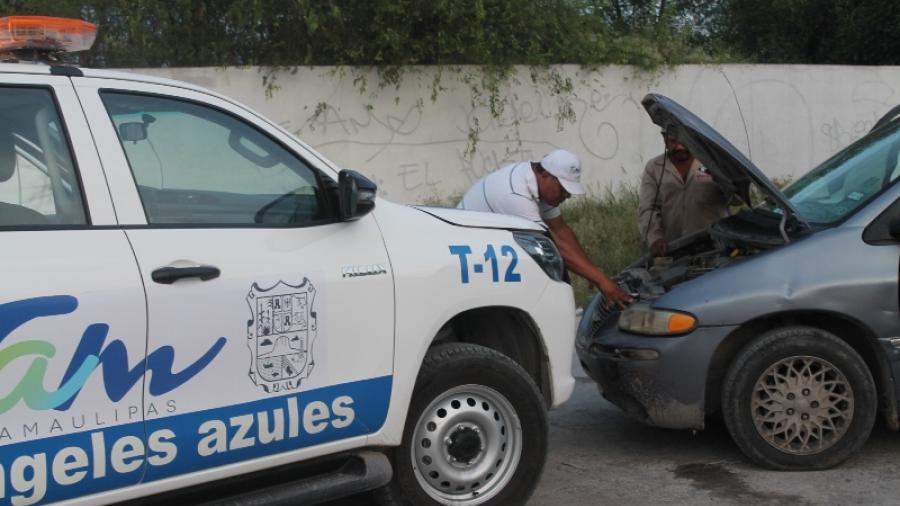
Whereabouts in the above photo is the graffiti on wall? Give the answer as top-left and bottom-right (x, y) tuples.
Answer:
(144, 65), (899, 203)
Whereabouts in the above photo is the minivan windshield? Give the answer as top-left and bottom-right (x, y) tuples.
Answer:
(782, 120), (900, 224)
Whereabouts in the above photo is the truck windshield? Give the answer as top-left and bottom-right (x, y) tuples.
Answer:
(782, 121), (900, 224)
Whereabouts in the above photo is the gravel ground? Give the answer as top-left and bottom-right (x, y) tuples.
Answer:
(331, 361), (900, 505)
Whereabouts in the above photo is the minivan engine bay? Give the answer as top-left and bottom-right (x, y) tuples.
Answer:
(617, 209), (801, 302)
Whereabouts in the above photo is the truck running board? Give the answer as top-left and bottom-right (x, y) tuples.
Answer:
(199, 451), (393, 506)
(129, 451), (393, 506)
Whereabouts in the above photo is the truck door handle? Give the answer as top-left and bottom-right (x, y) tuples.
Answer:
(151, 265), (221, 284)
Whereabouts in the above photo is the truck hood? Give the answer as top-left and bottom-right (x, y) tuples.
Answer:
(413, 206), (544, 231)
(642, 94), (809, 230)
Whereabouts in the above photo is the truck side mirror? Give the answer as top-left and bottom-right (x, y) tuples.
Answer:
(338, 170), (377, 221)
(118, 122), (147, 142)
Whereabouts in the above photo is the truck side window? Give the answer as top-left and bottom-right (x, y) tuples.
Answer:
(0, 87), (87, 227)
(100, 92), (333, 226)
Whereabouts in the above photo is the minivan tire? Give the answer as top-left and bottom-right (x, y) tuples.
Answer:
(722, 326), (877, 470)
(374, 343), (548, 506)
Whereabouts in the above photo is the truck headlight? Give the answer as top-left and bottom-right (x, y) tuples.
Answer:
(618, 304), (696, 336)
(513, 231), (564, 281)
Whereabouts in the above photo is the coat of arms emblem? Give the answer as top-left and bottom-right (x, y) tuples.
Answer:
(247, 279), (317, 393)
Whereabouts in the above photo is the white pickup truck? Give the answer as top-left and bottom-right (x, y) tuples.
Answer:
(0, 16), (575, 506)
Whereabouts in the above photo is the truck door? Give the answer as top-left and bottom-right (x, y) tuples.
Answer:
(0, 76), (147, 504)
(74, 78), (395, 484)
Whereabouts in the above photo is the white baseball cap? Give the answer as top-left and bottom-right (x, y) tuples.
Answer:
(540, 149), (585, 195)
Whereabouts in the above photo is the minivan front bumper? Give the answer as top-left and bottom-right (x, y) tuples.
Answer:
(575, 300), (736, 430)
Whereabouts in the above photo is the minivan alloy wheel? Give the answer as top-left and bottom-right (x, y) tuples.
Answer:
(722, 326), (876, 470)
(751, 355), (854, 455)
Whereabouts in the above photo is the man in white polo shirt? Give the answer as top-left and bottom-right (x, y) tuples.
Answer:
(458, 149), (632, 308)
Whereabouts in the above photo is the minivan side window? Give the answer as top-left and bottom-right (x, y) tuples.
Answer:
(0, 87), (87, 227)
(101, 92), (333, 226)
(863, 195), (900, 244)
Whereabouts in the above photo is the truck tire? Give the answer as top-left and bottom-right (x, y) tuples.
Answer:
(721, 326), (877, 470)
(374, 343), (548, 506)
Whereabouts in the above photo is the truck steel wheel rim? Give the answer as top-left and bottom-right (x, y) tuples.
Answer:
(411, 384), (523, 505)
(751, 355), (854, 455)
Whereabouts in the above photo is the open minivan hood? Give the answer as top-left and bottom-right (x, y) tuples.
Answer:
(642, 94), (809, 230)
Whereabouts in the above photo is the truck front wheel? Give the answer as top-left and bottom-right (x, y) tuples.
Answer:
(375, 343), (548, 506)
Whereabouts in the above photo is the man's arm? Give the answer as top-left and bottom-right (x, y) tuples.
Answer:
(544, 215), (632, 308)
(639, 160), (667, 256)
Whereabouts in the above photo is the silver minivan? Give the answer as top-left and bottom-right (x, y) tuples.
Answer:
(577, 94), (900, 470)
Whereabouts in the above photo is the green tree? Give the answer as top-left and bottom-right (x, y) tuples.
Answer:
(720, 0), (900, 64)
(832, 1), (900, 64)
(0, 0), (719, 68)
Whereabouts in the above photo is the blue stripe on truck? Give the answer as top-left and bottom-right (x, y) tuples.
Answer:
(0, 375), (392, 506)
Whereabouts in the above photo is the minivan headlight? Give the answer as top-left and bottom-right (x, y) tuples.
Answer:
(618, 304), (696, 336)
(513, 231), (564, 281)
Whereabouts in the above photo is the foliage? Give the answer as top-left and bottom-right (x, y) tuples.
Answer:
(0, 0), (731, 155)
(721, 0), (900, 64)
(0, 0), (722, 68)
(6, 1), (900, 70)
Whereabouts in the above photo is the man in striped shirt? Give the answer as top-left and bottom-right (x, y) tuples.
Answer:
(458, 149), (632, 308)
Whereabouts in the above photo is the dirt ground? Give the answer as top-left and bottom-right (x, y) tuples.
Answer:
(529, 375), (900, 505)
(331, 362), (900, 505)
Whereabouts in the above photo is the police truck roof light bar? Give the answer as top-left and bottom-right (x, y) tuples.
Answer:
(0, 16), (96, 52)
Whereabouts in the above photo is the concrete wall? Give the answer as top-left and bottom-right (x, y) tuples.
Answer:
(134, 64), (900, 203)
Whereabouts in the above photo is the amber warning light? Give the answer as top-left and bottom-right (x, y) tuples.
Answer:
(0, 16), (97, 52)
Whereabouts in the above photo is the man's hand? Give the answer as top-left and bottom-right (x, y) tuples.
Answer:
(544, 215), (634, 308)
(650, 238), (668, 257)
(599, 278), (633, 309)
